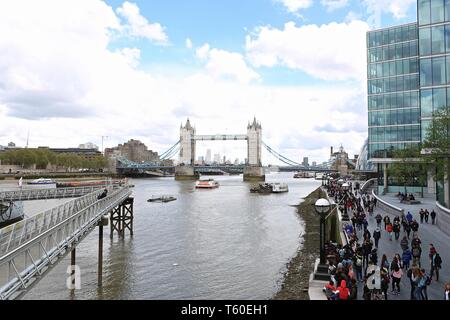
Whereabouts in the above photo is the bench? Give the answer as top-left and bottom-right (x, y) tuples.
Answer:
(400, 199), (421, 205)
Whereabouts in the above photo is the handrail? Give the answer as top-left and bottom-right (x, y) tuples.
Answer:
(0, 186), (131, 300)
(361, 178), (377, 193)
(371, 189), (404, 216)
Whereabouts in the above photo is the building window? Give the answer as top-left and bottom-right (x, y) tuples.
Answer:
(420, 58), (433, 86)
(419, 0), (431, 25)
(445, 0), (450, 21)
(431, 0), (445, 24)
(432, 56), (446, 85)
(421, 89), (433, 117)
(420, 27), (431, 56)
(433, 87), (447, 111)
(432, 25), (445, 54)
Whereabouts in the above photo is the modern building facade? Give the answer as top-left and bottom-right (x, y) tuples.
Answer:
(367, 0), (450, 205)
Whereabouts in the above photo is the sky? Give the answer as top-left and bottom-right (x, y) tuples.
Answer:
(0, 0), (418, 165)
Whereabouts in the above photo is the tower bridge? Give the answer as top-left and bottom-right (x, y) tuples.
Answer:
(114, 117), (335, 178)
(177, 118), (264, 181)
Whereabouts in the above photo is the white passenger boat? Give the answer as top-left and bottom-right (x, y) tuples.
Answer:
(27, 178), (56, 185)
(271, 183), (289, 193)
(195, 179), (219, 189)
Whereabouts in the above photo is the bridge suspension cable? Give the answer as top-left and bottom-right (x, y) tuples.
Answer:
(160, 145), (180, 160)
(159, 140), (180, 159)
(262, 142), (303, 167)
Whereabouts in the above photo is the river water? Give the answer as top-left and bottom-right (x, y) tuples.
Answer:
(3, 173), (321, 299)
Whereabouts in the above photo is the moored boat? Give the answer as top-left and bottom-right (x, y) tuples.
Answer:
(27, 178), (56, 185)
(56, 179), (125, 188)
(148, 195), (177, 203)
(195, 179), (219, 189)
(271, 182), (289, 193)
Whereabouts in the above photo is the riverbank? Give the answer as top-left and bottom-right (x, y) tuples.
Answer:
(273, 186), (325, 300)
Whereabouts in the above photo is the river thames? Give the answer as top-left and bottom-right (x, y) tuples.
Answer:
(9, 173), (321, 299)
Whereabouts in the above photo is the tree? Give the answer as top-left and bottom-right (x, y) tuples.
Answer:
(387, 146), (427, 196)
(422, 108), (450, 205)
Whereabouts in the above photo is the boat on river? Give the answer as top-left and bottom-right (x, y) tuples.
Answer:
(271, 183), (289, 193)
(250, 182), (288, 194)
(27, 178), (56, 185)
(56, 179), (125, 188)
(195, 179), (219, 189)
(147, 196), (177, 203)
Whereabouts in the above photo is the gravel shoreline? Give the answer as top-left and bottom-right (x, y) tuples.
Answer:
(272, 187), (326, 300)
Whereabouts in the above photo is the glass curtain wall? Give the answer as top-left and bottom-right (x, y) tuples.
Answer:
(367, 24), (420, 159)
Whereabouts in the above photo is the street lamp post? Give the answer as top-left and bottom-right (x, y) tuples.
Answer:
(313, 198), (331, 281)
(341, 182), (350, 221)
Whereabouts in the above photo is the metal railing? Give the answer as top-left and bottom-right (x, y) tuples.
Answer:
(361, 178), (377, 194)
(0, 185), (121, 202)
(371, 189), (404, 217)
(0, 186), (131, 300)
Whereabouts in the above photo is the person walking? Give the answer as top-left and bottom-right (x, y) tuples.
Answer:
(353, 249), (363, 283)
(424, 210), (429, 223)
(412, 244), (422, 268)
(419, 209), (425, 224)
(431, 210), (436, 225)
(407, 265), (418, 300)
(375, 213), (382, 228)
(431, 251), (442, 282)
(406, 211), (413, 223)
(393, 221), (401, 240)
(445, 283), (450, 300)
(373, 227), (381, 248)
(380, 266), (390, 300)
(414, 269), (426, 300)
(386, 222), (393, 241)
(404, 221), (411, 239)
(400, 236), (409, 252)
(402, 248), (412, 270)
(383, 215), (390, 230)
(420, 268), (431, 300)
(391, 258), (403, 295)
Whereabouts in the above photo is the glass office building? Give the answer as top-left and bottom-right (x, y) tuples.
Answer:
(367, 0), (450, 204)
(418, 0), (450, 204)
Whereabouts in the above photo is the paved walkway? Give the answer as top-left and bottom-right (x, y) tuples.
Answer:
(355, 192), (450, 300)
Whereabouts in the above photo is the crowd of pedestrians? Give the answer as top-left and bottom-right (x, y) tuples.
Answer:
(323, 179), (446, 300)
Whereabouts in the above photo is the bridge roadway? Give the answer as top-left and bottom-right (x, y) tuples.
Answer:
(0, 185), (121, 202)
(0, 186), (132, 300)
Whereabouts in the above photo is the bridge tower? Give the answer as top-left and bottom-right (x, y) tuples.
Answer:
(244, 117), (265, 181)
(175, 119), (199, 180)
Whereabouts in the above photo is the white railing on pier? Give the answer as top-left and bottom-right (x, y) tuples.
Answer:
(0, 186), (131, 300)
(0, 185), (120, 202)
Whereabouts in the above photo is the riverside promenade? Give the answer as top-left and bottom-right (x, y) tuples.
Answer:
(359, 192), (450, 300)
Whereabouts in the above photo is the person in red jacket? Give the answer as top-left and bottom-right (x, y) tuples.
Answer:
(386, 223), (393, 241)
(336, 280), (350, 300)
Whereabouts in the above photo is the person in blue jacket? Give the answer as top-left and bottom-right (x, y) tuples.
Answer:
(402, 248), (412, 270)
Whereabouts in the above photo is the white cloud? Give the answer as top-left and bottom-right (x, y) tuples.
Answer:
(363, 0), (416, 20)
(0, 0), (368, 163)
(245, 20), (370, 81)
(117, 47), (141, 68)
(321, 0), (349, 11)
(344, 11), (362, 23)
(196, 44), (260, 84)
(186, 38), (193, 49)
(278, 0), (313, 13)
(116, 1), (168, 44)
